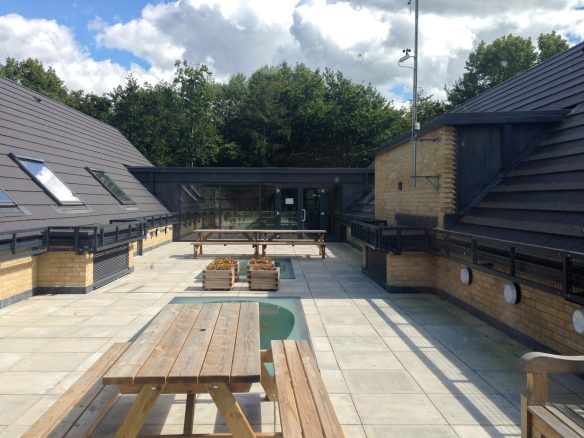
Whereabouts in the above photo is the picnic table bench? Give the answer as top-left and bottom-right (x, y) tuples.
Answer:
(23, 342), (129, 438)
(520, 351), (584, 438)
(192, 229), (327, 259)
(271, 340), (345, 438)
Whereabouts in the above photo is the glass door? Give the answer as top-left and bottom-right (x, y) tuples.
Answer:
(280, 188), (299, 229)
(303, 188), (321, 230)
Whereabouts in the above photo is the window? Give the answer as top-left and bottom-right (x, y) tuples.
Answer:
(0, 188), (15, 206)
(11, 154), (83, 206)
(87, 168), (135, 205)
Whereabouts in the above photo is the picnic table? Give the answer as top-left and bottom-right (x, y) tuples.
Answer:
(102, 302), (262, 438)
(192, 229), (327, 259)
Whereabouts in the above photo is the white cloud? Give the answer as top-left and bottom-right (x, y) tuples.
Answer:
(1, 1), (584, 102)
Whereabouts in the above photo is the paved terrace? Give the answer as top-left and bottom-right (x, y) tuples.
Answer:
(0, 242), (583, 437)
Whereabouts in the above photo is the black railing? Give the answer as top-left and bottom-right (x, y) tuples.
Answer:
(0, 212), (179, 261)
(350, 220), (584, 305)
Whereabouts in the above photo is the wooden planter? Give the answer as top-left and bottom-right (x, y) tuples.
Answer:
(203, 268), (235, 290)
(248, 267), (280, 291)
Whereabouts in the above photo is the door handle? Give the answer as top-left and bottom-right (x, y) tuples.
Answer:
(301, 209), (306, 222)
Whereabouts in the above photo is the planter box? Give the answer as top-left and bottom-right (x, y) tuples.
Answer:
(248, 267), (280, 291)
(203, 268), (235, 290)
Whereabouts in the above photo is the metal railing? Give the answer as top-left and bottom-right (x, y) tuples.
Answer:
(0, 213), (179, 261)
(349, 220), (584, 305)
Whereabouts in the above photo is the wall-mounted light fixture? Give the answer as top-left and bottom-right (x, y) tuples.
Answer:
(503, 283), (520, 304)
(460, 267), (472, 285)
(573, 308), (584, 335)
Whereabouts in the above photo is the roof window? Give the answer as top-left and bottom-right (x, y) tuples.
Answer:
(87, 168), (135, 205)
(10, 154), (84, 206)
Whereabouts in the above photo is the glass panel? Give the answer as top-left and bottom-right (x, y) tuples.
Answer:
(303, 188), (321, 230)
(280, 188), (299, 229)
(18, 158), (82, 205)
(220, 185), (260, 230)
(181, 184), (221, 230)
(0, 188), (14, 205)
(260, 185), (277, 229)
(89, 170), (134, 205)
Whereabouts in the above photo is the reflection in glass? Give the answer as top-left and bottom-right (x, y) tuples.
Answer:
(88, 169), (134, 205)
(18, 158), (82, 205)
(0, 188), (14, 205)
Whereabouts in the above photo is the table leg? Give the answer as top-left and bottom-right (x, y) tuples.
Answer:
(207, 383), (256, 438)
(115, 384), (163, 438)
(260, 363), (277, 401)
(262, 245), (267, 256)
(183, 392), (196, 435)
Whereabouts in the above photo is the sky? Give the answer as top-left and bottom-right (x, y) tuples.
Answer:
(1, 0), (584, 106)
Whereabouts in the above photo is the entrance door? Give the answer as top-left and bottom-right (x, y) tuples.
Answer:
(302, 188), (322, 230)
(280, 188), (299, 229)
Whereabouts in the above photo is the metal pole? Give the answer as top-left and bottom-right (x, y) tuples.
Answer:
(412, 0), (419, 187)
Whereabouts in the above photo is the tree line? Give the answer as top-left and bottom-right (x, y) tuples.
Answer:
(0, 31), (569, 167)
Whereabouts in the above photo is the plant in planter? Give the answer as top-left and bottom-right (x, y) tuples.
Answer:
(248, 260), (280, 291)
(203, 262), (235, 290)
(211, 257), (240, 279)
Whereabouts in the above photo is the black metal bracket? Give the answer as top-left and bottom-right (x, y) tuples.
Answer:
(410, 175), (440, 191)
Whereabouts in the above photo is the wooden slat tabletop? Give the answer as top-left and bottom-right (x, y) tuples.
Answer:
(103, 302), (261, 386)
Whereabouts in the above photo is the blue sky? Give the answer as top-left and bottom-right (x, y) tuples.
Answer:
(1, 0), (583, 103)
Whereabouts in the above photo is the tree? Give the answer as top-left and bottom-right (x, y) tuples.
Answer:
(538, 31), (569, 63)
(0, 57), (71, 104)
(446, 32), (569, 108)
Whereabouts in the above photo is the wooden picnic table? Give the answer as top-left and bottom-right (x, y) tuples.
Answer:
(192, 229), (327, 259)
(102, 302), (263, 438)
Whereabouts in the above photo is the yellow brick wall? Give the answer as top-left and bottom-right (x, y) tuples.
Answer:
(375, 126), (457, 227)
(143, 225), (173, 249)
(0, 256), (38, 300)
(128, 243), (136, 267)
(37, 251), (93, 288)
(383, 252), (584, 355)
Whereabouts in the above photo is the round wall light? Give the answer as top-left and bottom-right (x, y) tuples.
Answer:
(503, 283), (520, 304)
(156, 229), (161, 236)
(573, 308), (584, 335)
(460, 267), (472, 285)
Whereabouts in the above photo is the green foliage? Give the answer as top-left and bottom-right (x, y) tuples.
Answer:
(537, 31), (569, 63)
(446, 31), (569, 107)
(0, 57), (71, 104)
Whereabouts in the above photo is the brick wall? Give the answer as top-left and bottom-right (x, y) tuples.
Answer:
(143, 225), (173, 250)
(383, 252), (584, 355)
(0, 256), (37, 301)
(37, 251), (93, 288)
(375, 126), (457, 227)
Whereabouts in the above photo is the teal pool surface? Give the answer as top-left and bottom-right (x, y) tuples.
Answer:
(169, 297), (309, 350)
(238, 258), (295, 280)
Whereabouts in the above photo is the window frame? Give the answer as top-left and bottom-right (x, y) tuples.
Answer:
(10, 154), (84, 206)
(0, 187), (16, 207)
(86, 167), (135, 206)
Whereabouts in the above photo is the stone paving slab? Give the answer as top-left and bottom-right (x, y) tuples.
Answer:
(0, 241), (581, 436)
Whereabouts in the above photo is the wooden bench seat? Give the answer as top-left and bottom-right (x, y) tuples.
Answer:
(272, 340), (344, 438)
(23, 342), (129, 438)
(520, 352), (584, 438)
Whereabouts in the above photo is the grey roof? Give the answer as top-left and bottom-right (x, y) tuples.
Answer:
(450, 103), (584, 253)
(451, 41), (584, 113)
(0, 77), (169, 232)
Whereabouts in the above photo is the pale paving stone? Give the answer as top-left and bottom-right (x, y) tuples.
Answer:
(0, 371), (68, 395)
(13, 394), (59, 425)
(324, 324), (378, 337)
(365, 425), (458, 438)
(39, 337), (109, 353)
(452, 424), (521, 437)
(0, 352), (28, 371)
(340, 425), (367, 437)
(343, 369), (422, 394)
(477, 370), (572, 395)
(0, 338), (49, 353)
(329, 394), (360, 424)
(0, 424), (28, 437)
(0, 395), (41, 425)
(382, 335), (447, 351)
(32, 315), (88, 327)
(11, 352), (91, 372)
(314, 351), (339, 370)
(407, 368), (499, 395)
(428, 393), (519, 425)
(320, 370), (349, 393)
(329, 336), (389, 352)
(335, 351), (403, 370)
(353, 393), (447, 425)
(311, 336), (332, 352)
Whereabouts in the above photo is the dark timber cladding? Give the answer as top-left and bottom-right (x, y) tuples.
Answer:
(0, 77), (169, 232)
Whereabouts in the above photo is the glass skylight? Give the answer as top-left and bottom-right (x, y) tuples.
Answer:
(0, 188), (14, 205)
(87, 169), (135, 205)
(13, 156), (83, 206)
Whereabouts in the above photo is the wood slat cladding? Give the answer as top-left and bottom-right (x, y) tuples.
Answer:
(455, 104), (584, 252)
(0, 77), (169, 232)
